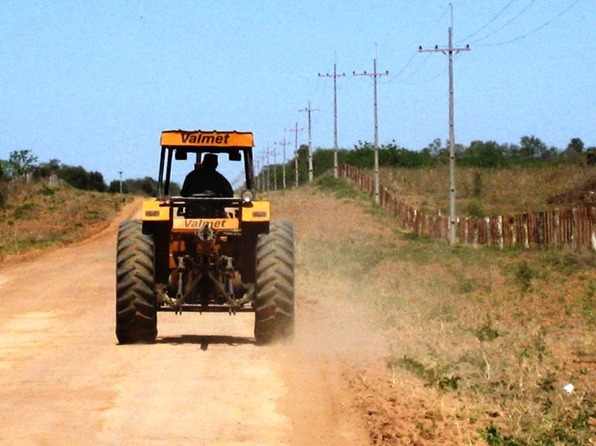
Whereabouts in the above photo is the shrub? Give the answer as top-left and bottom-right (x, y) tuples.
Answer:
(514, 260), (538, 293)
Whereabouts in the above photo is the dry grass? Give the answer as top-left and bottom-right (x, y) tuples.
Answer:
(282, 176), (595, 445)
(0, 179), (130, 260)
(379, 242), (595, 444)
(381, 165), (596, 216)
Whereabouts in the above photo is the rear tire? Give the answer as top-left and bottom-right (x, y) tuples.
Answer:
(254, 221), (295, 344)
(116, 220), (158, 344)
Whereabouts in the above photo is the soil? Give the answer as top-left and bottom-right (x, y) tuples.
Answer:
(0, 189), (489, 445)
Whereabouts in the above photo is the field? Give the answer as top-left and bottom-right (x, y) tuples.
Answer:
(1, 166), (594, 444)
(380, 164), (595, 216)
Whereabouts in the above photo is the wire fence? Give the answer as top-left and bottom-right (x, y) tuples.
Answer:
(339, 164), (596, 250)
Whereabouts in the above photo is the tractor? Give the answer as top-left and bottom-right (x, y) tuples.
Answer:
(115, 130), (294, 344)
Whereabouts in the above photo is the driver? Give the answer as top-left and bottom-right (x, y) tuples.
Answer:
(181, 153), (233, 197)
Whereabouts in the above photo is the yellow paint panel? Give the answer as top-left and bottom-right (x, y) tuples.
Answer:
(160, 130), (254, 148)
(242, 201), (270, 222)
(142, 199), (170, 221)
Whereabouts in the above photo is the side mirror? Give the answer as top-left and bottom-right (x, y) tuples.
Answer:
(175, 150), (188, 160)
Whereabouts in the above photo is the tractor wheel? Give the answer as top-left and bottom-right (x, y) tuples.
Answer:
(115, 219), (158, 344)
(254, 221), (295, 344)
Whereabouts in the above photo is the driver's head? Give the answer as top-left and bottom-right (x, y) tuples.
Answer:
(202, 153), (218, 169)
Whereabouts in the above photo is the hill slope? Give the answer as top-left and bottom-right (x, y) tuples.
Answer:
(0, 180), (131, 261)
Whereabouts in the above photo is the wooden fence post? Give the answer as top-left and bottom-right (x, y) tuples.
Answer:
(509, 216), (516, 248)
(554, 210), (560, 248)
(473, 218), (479, 248)
(523, 213), (530, 249)
(484, 217), (490, 247)
(497, 215), (504, 250)
(572, 208), (578, 251)
(537, 212), (545, 247)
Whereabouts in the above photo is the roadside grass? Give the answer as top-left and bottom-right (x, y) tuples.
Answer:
(0, 180), (131, 259)
(381, 165), (595, 216)
(311, 176), (595, 445)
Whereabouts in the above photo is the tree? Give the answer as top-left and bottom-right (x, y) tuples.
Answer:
(88, 171), (107, 192)
(460, 140), (507, 167)
(519, 136), (545, 159)
(58, 165), (91, 189)
(586, 148), (596, 165)
(518, 135), (556, 161)
(422, 138), (443, 158)
(566, 138), (584, 154)
(561, 138), (585, 164)
(108, 180), (126, 194)
(35, 159), (61, 178)
(57, 165), (107, 192)
(122, 177), (159, 196)
(8, 149), (38, 177)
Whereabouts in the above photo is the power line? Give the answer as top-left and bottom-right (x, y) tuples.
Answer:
(459, 0), (516, 43)
(479, 0), (581, 47)
(383, 51), (417, 85)
(353, 58), (388, 205)
(384, 5), (450, 86)
(465, 0), (536, 45)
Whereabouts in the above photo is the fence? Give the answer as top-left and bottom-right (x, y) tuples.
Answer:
(339, 164), (596, 250)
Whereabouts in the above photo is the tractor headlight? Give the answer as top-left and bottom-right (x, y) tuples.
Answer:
(240, 189), (254, 204)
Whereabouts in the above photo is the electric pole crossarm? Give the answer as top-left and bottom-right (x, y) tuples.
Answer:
(418, 44), (470, 53)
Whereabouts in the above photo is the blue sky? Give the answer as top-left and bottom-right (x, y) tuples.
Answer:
(0, 0), (594, 184)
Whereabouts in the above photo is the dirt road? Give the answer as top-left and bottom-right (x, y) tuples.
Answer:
(0, 195), (377, 445)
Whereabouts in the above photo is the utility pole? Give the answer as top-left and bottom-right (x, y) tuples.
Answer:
(259, 153), (267, 192)
(254, 158), (260, 191)
(299, 101), (319, 182)
(277, 137), (290, 189)
(265, 146), (271, 192)
(287, 123), (303, 187)
(318, 63), (345, 178)
(354, 58), (388, 205)
(418, 6), (470, 246)
(272, 143), (278, 191)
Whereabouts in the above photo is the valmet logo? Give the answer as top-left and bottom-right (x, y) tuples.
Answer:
(181, 133), (231, 145)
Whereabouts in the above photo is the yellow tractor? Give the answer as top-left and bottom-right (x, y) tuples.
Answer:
(115, 130), (294, 344)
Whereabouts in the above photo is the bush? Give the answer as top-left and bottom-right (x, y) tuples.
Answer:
(514, 260), (539, 293)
